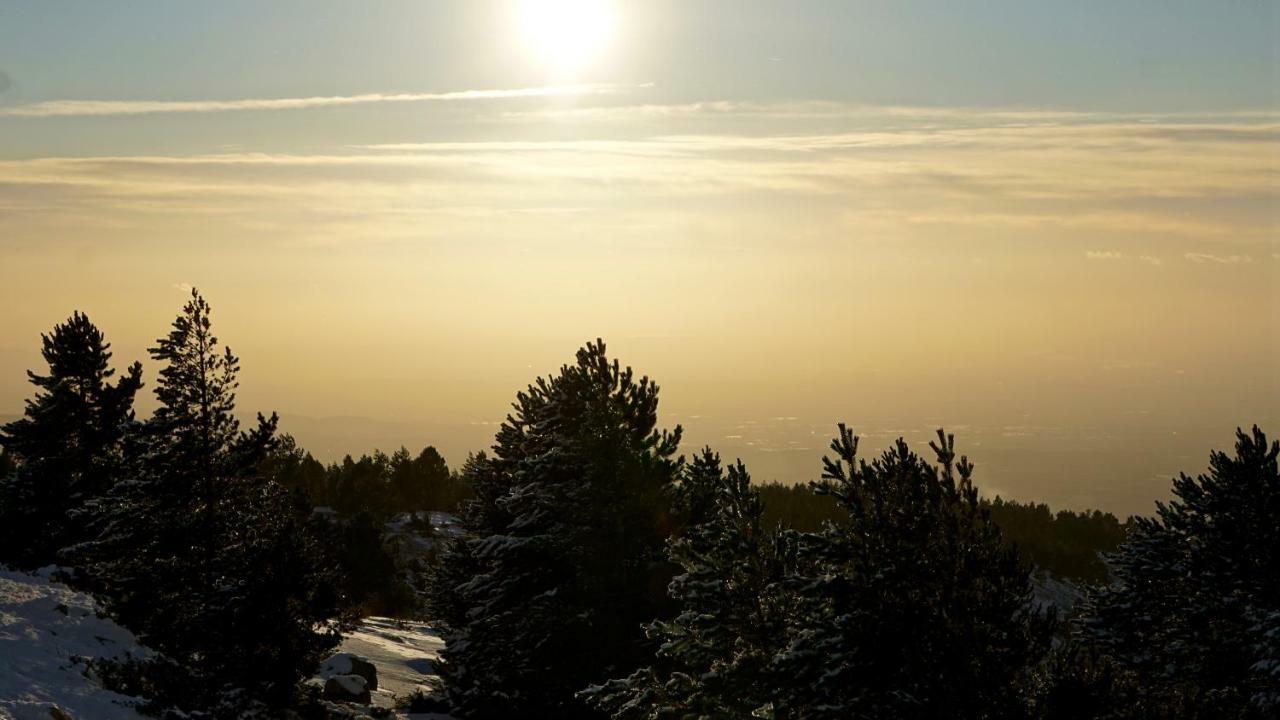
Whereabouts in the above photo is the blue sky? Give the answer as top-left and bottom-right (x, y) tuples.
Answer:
(2, 2), (1275, 117)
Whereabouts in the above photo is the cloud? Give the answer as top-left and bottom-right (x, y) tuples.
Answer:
(1084, 252), (1165, 265)
(0, 104), (1274, 250)
(0, 83), (625, 118)
(172, 282), (194, 293)
(493, 101), (1279, 126)
(1082, 252), (1166, 266)
(1184, 252), (1253, 264)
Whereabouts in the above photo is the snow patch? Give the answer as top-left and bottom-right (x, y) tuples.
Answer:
(322, 616), (452, 718)
(0, 567), (151, 720)
(1032, 570), (1084, 614)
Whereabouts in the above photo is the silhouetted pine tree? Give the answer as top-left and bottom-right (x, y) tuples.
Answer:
(426, 451), (494, 634)
(1076, 426), (1280, 718)
(259, 433), (329, 502)
(583, 449), (795, 719)
(772, 426), (1055, 719)
(430, 340), (683, 719)
(1025, 645), (1156, 720)
(76, 290), (346, 715)
(0, 312), (142, 568)
(416, 445), (454, 509)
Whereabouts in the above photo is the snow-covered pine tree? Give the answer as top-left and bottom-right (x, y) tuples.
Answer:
(1077, 426), (1280, 717)
(76, 289), (346, 715)
(427, 451), (496, 634)
(430, 340), (683, 719)
(1251, 609), (1280, 715)
(583, 448), (795, 719)
(0, 311), (142, 568)
(773, 426), (1055, 718)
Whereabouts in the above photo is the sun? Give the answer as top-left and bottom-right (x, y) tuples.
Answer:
(518, 0), (617, 78)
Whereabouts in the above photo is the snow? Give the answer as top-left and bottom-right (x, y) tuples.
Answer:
(384, 512), (463, 566)
(1031, 570), (1083, 614)
(0, 567), (150, 720)
(317, 651), (359, 678)
(0, 566), (455, 719)
(323, 616), (454, 719)
(332, 674), (367, 695)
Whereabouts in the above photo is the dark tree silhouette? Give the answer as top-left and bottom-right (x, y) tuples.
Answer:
(75, 290), (347, 716)
(426, 451), (494, 635)
(583, 449), (794, 719)
(1075, 426), (1280, 717)
(429, 340), (683, 719)
(0, 312), (142, 568)
(985, 497), (1127, 585)
(756, 481), (1126, 585)
(771, 426), (1055, 718)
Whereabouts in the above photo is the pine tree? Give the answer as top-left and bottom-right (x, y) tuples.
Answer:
(583, 449), (795, 719)
(77, 290), (347, 715)
(414, 445), (453, 509)
(389, 446), (417, 510)
(1025, 644), (1160, 720)
(772, 426), (1055, 718)
(1076, 426), (1280, 717)
(260, 433), (329, 503)
(428, 340), (683, 719)
(426, 451), (494, 634)
(0, 448), (14, 479)
(0, 311), (142, 568)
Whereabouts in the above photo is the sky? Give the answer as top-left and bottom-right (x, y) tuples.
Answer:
(1, 1), (1277, 515)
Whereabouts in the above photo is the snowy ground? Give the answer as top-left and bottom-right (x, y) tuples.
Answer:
(1031, 570), (1084, 614)
(320, 616), (453, 719)
(0, 567), (149, 720)
(0, 565), (454, 719)
(385, 510), (463, 566)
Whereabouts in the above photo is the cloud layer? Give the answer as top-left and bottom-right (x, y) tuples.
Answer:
(1, 100), (1274, 260)
(0, 83), (623, 117)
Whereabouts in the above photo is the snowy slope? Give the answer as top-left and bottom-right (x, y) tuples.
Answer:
(0, 563), (457, 719)
(0, 567), (150, 720)
(321, 616), (454, 719)
(1031, 570), (1085, 615)
(385, 511), (463, 565)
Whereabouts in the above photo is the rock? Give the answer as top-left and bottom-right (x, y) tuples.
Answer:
(323, 674), (371, 704)
(319, 651), (378, 690)
(48, 708), (74, 720)
(346, 655), (378, 691)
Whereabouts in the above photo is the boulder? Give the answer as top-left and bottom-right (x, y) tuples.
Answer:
(323, 674), (371, 704)
(319, 651), (378, 690)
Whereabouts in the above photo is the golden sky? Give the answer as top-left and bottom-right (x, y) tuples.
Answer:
(1, 1), (1276, 514)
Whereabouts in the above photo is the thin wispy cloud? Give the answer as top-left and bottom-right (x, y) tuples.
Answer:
(493, 100), (1280, 125)
(1082, 252), (1165, 266)
(0, 83), (626, 118)
(1184, 252), (1254, 264)
(0, 104), (1273, 253)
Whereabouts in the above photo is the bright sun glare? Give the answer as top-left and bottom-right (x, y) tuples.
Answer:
(519, 0), (617, 77)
